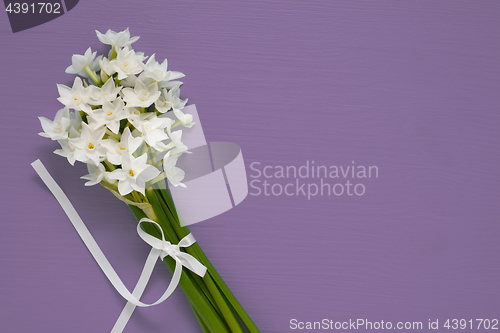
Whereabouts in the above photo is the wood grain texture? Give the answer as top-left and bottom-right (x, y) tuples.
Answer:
(0, 1), (499, 332)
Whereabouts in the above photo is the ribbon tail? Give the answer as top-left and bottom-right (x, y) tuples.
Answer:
(32, 160), (187, 307)
(111, 247), (161, 333)
(153, 256), (184, 304)
(176, 252), (207, 277)
(32, 159), (196, 332)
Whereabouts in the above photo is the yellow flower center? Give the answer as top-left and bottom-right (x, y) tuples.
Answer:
(129, 170), (135, 177)
(120, 146), (126, 151)
(139, 90), (149, 100)
(88, 143), (95, 149)
(72, 93), (81, 104)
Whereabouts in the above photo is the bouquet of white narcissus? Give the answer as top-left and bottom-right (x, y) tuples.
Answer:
(38, 28), (259, 333)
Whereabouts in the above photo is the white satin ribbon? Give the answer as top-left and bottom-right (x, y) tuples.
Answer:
(136, 218), (207, 276)
(31, 159), (206, 333)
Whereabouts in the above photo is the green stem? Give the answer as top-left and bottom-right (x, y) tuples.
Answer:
(145, 171), (166, 190)
(145, 189), (180, 242)
(124, 120), (134, 131)
(101, 70), (109, 84)
(128, 205), (231, 333)
(155, 208), (244, 332)
(103, 160), (116, 172)
(194, 244), (260, 332)
(149, 189), (222, 316)
(190, 300), (211, 333)
(153, 188), (252, 332)
(131, 191), (142, 203)
(161, 254), (231, 333)
(204, 272), (245, 333)
(130, 186), (260, 332)
(84, 65), (101, 86)
(105, 128), (120, 141)
(146, 189), (220, 314)
(110, 45), (118, 60)
(156, 187), (260, 332)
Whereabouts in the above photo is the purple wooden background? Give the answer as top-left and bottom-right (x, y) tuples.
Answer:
(1, 1), (499, 332)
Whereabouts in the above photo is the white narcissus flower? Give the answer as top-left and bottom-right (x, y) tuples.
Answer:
(69, 122), (107, 166)
(134, 115), (172, 151)
(119, 74), (139, 88)
(54, 127), (81, 166)
(173, 108), (194, 128)
(40, 28), (195, 197)
(69, 109), (83, 131)
(155, 87), (187, 113)
(107, 153), (160, 196)
(166, 129), (188, 154)
(65, 47), (98, 74)
(57, 77), (92, 113)
(122, 79), (161, 108)
(104, 172), (118, 186)
(141, 54), (168, 81)
(89, 78), (121, 105)
(154, 88), (173, 113)
(163, 151), (186, 187)
(81, 163), (106, 186)
(88, 98), (128, 134)
(110, 46), (146, 80)
(158, 80), (183, 90)
(101, 127), (143, 165)
(99, 57), (116, 76)
(169, 86), (188, 110)
(129, 111), (155, 127)
(124, 106), (143, 123)
(54, 139), (76, 165)
(96, 28), (139, 49)
(38, 108), (71, 140)
(141, 54), (185, 83)
(120, 72), (153, 88)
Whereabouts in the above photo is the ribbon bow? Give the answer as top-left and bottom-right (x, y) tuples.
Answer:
(137, 218), (207, 277)
(109, 219), (207, 332)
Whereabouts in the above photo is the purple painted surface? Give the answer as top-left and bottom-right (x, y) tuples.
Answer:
(1, 1), (499, 332)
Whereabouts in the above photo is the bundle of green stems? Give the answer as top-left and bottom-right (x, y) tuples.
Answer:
(125, 182), (259, 333)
